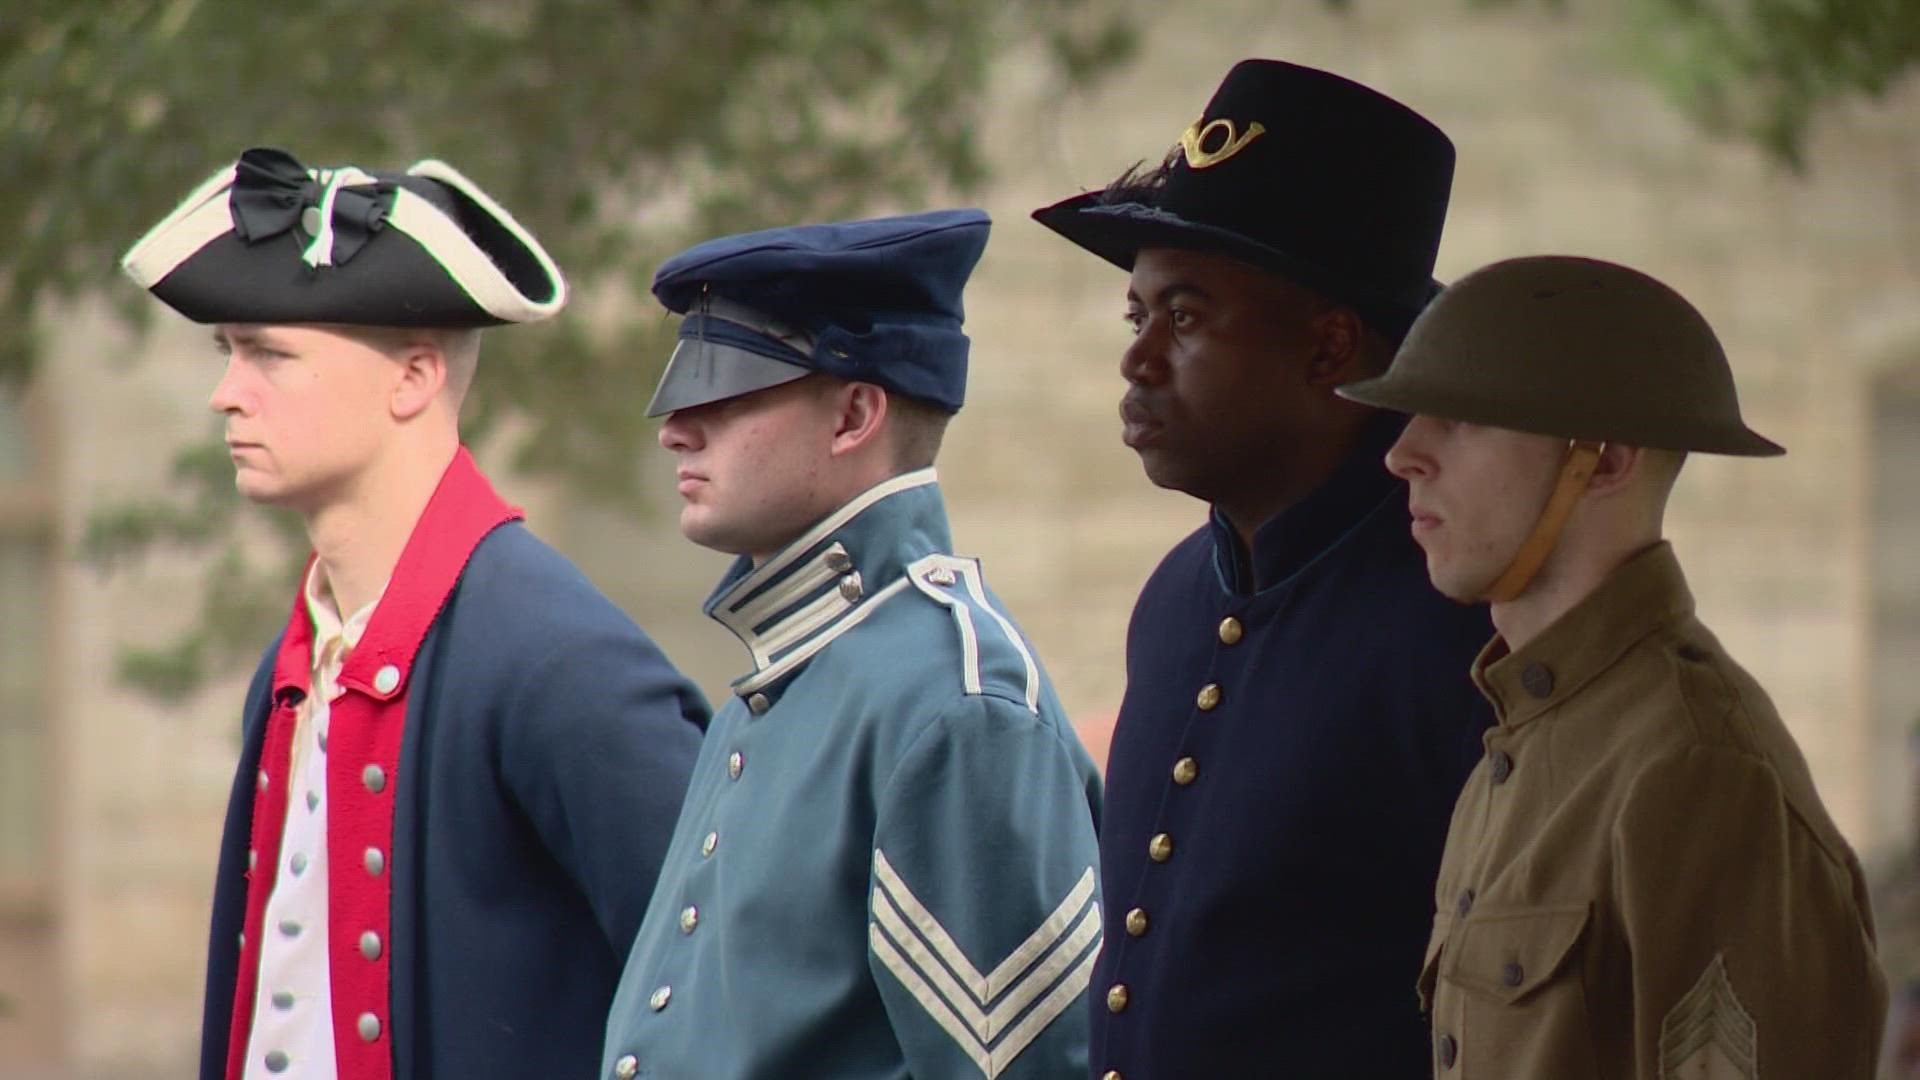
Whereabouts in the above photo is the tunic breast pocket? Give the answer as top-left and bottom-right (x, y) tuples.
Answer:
(1438, 903), (1596, 1079)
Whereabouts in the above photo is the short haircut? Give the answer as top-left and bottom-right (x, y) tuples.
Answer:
(340, 325), (483, 400)
(887, 392), (953, 472)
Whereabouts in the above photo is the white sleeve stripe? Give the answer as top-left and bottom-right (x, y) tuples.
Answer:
(986, 944), (1100, 1076)
(952, 560), (1041, 714)
(872, 887), (992, 1032)
(872, 886), (1101, 1041)
(871, 923), (996, 1077)
(983, 869), (1098, 990)
(870, 908), (1101, 1079)
(871, 845), (1098, 999)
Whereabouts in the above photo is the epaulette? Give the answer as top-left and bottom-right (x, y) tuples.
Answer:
(904, 554), (1042, 714)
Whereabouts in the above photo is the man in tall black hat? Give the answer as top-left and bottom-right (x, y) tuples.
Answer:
(121, 147), (708, 1080)
(1033, 60), (1494, 1077)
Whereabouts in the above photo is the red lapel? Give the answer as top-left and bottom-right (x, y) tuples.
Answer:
(224, 448), (523, 1080)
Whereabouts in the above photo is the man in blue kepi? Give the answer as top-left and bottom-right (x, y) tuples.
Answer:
(602, 209), (1105, 1080)
(1032, 60), (1495, 1077)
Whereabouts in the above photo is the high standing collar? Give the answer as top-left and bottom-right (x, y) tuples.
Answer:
(1209, 411), (1407, 596)
(705, 468), (951, 697)
(1471, 542), (1696, 730)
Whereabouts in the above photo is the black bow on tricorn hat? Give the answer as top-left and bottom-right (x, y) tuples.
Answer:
(122, 146), (567, 328)
(1032, 59), (1455, 336)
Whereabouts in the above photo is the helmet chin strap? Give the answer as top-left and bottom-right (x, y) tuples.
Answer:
(1484, 439), (1605, 603)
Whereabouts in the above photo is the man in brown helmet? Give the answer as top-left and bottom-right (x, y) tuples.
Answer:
(1340, 254), (1888, 1078)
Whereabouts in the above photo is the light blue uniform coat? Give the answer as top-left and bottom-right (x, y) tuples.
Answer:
(604, 470), (1103, 1080)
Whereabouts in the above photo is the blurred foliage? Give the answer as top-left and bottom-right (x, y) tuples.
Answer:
(1474, 0), (1920, 168)
(0, 0), (1139, 701)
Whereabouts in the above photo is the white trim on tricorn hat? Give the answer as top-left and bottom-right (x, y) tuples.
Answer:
(121, 164), (239, 291)
(120, 148), (567, 327)
(400, 159), (567, 322)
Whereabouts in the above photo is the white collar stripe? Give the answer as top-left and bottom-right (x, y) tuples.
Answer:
(755, 588), (852, 660)
(734, 577), (912, 695)
(728, 543), (848, 629)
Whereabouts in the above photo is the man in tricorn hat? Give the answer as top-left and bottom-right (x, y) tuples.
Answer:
(1339, 254), (1887, 1076)
(1033, 60), (1493, 1076)
(121, 147), (708, 1080)
(601, 209), (1104, 1080)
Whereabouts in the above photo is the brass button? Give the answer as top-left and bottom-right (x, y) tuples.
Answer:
(701, 831), (719, 858)
(1105, 983), (1129, 1013)
(1217, 616), (1243, 645)
(727, 751), (745, 780)
(838, 572), (864, 601)
(364, 847), (385, 876)
(649, 985), (672, 1012)
(747, 693), (771, 715)
(1124, 908), (1149, 937)
(824, 549), (853, 573)
(679, 906), (699, 934)
(1171, 757), (1199, 786)
(362, 764), (386, 794)
(1196, 683), (1222, 711)
(1520, 662), (1554, 699)
(357, 1012), (381, 1042)
(1103, 1072), (1123, 1080)
(614, 1055), (640, 1080)
(1147, 833), (1173, 863)
(359, 930), (382, 961)
(1489, 750), (1514, 785)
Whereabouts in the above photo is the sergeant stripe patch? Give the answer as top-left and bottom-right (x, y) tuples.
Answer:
(870, 850), (1101, 1078)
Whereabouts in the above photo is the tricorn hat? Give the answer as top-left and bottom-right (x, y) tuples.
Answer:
(1032, 59), (1454, 336)
(1338, 255), (1783, 456)
(122, 146), (566, 327)
(646, 209), (990, 417)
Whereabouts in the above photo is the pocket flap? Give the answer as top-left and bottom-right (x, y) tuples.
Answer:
(1439, 903), (1590, 1005)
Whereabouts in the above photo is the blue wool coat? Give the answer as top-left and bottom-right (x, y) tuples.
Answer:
(1087, 415), (1494, 1079)
(603, 469), (1104, 1080)
(199, 519), (709, 1080)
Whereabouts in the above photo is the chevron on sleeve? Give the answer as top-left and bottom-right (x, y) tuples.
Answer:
(869, 849), (1101, 1078)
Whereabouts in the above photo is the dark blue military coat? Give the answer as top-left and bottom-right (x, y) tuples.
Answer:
(1088, 415), (1493, 1078)
(199, 508), (708, 1080)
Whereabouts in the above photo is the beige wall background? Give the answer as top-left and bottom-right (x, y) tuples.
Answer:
(8, 0), (1920, 1074)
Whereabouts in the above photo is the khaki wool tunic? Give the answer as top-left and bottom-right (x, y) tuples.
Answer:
(1420, 543), (1887, 1079)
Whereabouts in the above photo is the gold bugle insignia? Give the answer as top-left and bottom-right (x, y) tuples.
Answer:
(1179, 117), (1267, 169)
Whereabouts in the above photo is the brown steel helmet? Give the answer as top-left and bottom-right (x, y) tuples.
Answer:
(1339, 254), (1782, 456)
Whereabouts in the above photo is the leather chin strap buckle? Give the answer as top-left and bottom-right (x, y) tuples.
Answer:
(1485, 439), (1604, 603)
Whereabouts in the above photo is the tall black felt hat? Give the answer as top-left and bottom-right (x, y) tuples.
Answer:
(1032, 59), (1454, 335)
(121, 147), (566, 327)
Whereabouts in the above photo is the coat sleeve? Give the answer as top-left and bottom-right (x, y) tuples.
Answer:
(497, 615), (710, 952)
(1613, 745), (1887, 1079)
(867, 695), (1102, 1080)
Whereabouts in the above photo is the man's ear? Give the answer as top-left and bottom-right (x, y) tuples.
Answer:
(1583, 442), (1645, 498)
(1304, 306), (1367, 388)
(829, 381), (890, 457)
(390, 337), (449, 421)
